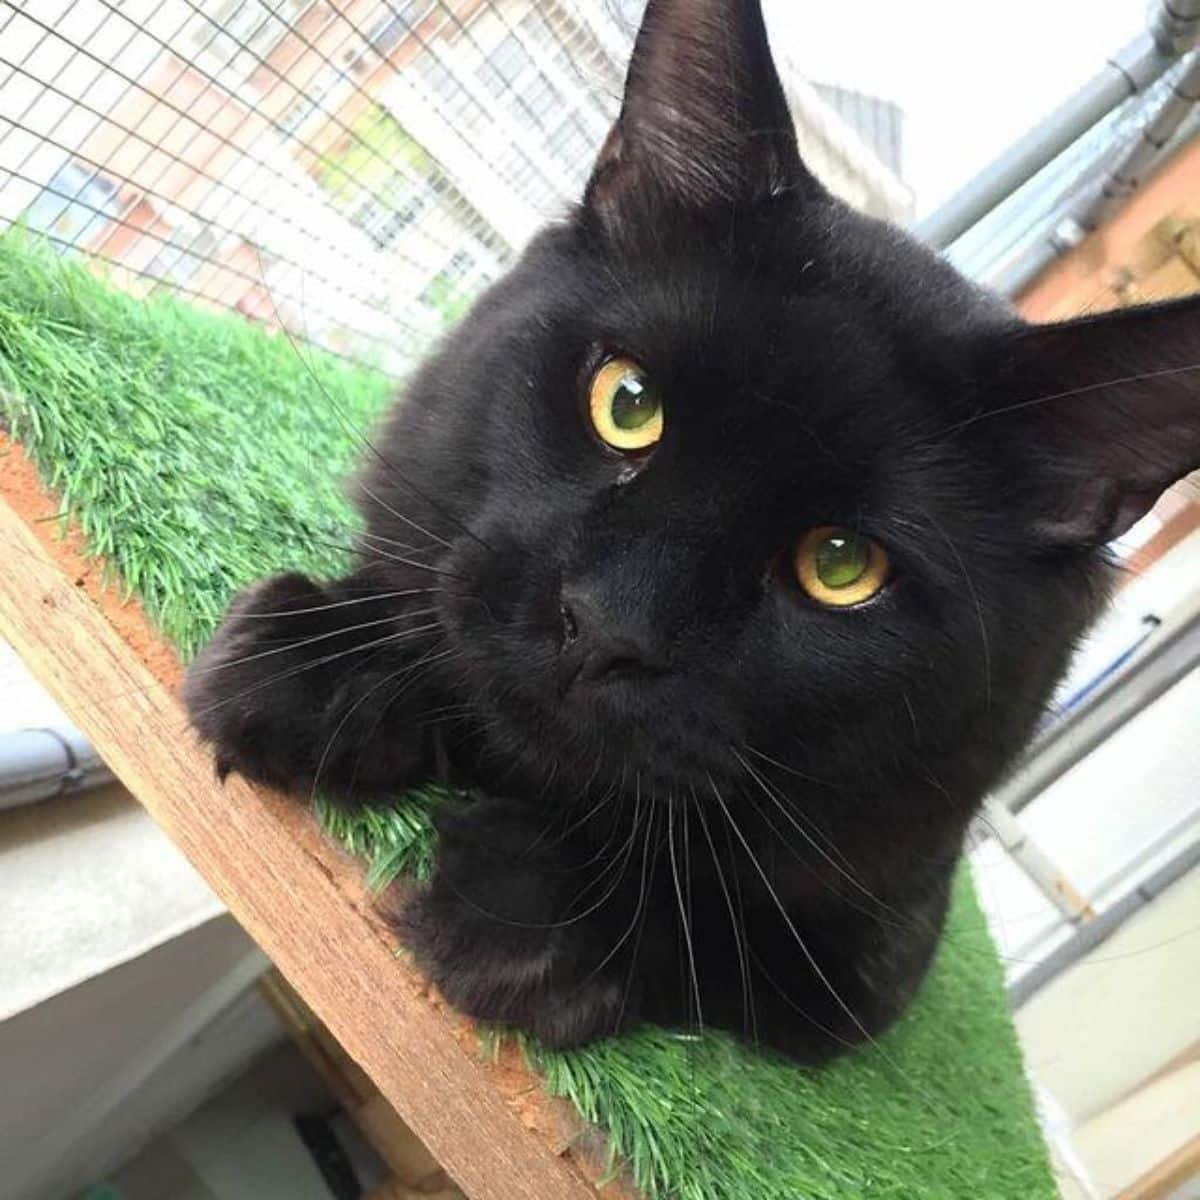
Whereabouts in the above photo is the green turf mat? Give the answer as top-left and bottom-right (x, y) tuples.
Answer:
(0, 230), (1055, 1199)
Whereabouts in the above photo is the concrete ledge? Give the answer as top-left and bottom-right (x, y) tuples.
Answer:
(0, 782), (224, 1020)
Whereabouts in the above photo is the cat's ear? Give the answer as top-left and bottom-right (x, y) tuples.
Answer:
(584, 0), (819, 230)
(982, 294), (1200, 545)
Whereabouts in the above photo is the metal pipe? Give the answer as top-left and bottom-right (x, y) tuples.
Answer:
(986, 89), (1200, 296)
(991, 591), (1200, 817)
(915, 0), (1200, 251)
(0, 726), (113, 811)
(915, 36), (1174, 249)
(1009, 833), (1200, 1007)
(987, 216), (1090, 300)
(1076, 51), (1200, 231)
(1152, 0), (1200, 55)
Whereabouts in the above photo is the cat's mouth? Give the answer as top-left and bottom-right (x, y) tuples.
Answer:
(448, 634), (734, 793)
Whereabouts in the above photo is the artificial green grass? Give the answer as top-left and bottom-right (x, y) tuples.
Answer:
(0, 230), (1055, 1199)
(0, 229), (393, 660)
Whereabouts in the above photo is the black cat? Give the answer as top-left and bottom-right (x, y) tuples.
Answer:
(185, 0), (1200, 1062)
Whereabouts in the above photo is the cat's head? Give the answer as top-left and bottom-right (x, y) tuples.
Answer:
(375, 0), (1200, 829)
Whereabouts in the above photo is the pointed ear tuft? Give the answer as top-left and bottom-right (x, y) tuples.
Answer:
(983, 295), (1200, 545)
(585, 0), (820, 232)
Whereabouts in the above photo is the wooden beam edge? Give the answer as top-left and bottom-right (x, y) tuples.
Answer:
(1116, 1131), (1200, 1200)
(0, 434), (611, 1200)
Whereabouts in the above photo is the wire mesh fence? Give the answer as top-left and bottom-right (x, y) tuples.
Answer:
(0, 0), (636, 375)
(0, 0), (913, 377)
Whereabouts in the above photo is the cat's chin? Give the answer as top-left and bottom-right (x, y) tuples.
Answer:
(459, 668), (740, 798)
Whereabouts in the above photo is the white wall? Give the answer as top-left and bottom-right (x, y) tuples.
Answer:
(0, 784), (223, 1020)
(972, 529), (1200, 971)
(0, 914), (277, 1200)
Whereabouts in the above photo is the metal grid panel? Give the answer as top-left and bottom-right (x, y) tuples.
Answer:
(0, 0), (632, 374)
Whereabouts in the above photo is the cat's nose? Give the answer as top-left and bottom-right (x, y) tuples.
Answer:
(558, 585), (659, 688)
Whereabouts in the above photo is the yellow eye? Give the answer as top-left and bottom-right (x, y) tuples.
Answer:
(794, 526), (890, 607)
(588, 358), (664, 452)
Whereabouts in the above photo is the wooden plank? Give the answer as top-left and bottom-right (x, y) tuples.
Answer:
(1117, 1132), (1200, 1200)
(356, 1095), (457, 1193)
(365, 1179), (463, 1200)
(0, 437), (603, 1200)
(258, 970), (377, 1112)
(260, 970), (455, 1193)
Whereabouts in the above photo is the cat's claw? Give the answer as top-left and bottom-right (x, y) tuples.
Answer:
(183, 573), (332, 795)
(183, 571), (433, 802)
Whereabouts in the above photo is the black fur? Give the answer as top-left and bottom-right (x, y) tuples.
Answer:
(185, 0), (1200, 1061)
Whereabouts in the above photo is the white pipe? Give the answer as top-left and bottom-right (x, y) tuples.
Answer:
(982, 798), (1097, 925)
(0, 727), (113, 811)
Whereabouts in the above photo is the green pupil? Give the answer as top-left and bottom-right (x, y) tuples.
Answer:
(816, 533), (869, 589)
(610, 375), (658, 430)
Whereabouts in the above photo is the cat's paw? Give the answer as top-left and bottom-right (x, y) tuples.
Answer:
(402, 882), (631, 1048)
(185, 570), (436, 801)
(184, 573), (335, 794)
(398, 797), (636, 1048)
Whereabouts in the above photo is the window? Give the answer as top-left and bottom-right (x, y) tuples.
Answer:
(343, 1), (427, 72)
(145, 219), (219, 287)
(477, 33), (562, 127)
(278, 95), (317, 137)
(277, 66), (340, 137)
(473, 27), (593, 188)
(362, 1), (429, 61)
(351, 184), (432, 251)
(492, 144), (555, 211)
(547, 119), (591, 174)
(210, 0), (280, 51)
(194, 0), (311, 69)
(418, 57), (465, 109)
(477, 34), (534, 101)
(419, 248), (477, 304)
(516, 11), (615, 105)
(441, 249), (476, 285)
(419, 246), (496, 325)
(23, 161), (121, 254)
